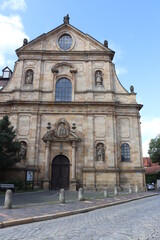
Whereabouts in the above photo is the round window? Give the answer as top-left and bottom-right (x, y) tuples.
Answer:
(58, 34), (72, 50)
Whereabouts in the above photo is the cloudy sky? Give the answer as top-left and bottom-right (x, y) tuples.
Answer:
(0, 0), (160, 156)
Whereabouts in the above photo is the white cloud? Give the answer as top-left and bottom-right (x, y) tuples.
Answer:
(116, 66), (127, 76)
(0, 0), (27, 11)
(0, 14), (29, 69)
(141, 117), (160, 157)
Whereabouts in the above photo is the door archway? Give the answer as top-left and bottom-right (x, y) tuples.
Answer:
(51, 155), (70, 190)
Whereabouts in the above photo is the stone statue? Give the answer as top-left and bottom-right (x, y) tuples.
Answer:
(25, 70), (33, 84)
(97, 143), (105, 161)
(63, 14), (70, 24)
(19, 142), (27, 160)
(95, 71), (103, 86)
(23, 38), (28, 46)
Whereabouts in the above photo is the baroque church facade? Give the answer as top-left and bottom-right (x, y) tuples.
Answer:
(0, 15), (145, 190)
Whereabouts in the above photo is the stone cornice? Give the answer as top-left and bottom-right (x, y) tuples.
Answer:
(17, 50), (114, 61)
(0, 100), (142, 108)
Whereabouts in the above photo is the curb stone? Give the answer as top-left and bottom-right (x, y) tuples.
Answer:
(0, 192), (159, 229)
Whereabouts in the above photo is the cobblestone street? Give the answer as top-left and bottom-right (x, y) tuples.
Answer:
(0, 194), (160, 240)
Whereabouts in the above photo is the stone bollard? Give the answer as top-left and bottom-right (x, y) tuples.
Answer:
(4, 189), (12, 209)
(78, 188), (84, 201)
(114, 186), (118, 196)
(135, 185), (138, 193)
(129, 186), (132, 194)
(104, 187), (108, 198)
(59, 189), (65, 203)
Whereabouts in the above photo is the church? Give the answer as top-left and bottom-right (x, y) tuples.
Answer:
(0, 15), (145, 191)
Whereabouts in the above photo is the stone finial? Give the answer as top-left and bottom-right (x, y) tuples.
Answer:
(47, 122), (51, 132)
(104, 40), (108, 48)
(130, 85), (134, 93)
(72, 122), (76, 132)
(63, 14), (70, 24)
(23, 38), (28, 46)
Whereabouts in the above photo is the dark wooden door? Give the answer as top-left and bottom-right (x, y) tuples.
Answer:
(51, 155), (70, 190)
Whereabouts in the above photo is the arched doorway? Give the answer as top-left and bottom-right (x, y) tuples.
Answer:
(51, 155), (70, 190)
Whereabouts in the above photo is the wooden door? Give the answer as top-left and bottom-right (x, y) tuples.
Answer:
(51, 155), (70, 190)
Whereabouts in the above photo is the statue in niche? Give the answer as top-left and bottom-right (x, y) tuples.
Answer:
(19, 142), (27, 160)
(25, 70), (33, 84)
(95, 70), (103, 86)
(96, 143), (105, 161)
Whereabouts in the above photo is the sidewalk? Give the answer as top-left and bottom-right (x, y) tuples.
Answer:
(0, 190), (159, 229)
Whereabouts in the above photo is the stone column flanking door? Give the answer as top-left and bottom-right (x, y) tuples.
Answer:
(70, 141), (77, 190)
(43, 141), (50, 190)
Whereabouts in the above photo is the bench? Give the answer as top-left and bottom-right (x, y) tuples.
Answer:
(0, 184), (16, 192)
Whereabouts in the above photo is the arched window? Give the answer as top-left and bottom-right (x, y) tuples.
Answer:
(121, 143), (130, 162)
(55, 78), (72, 102)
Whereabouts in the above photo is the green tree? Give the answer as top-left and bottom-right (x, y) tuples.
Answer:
(148, 135), (160, 164)
(0, 115), (21, 169)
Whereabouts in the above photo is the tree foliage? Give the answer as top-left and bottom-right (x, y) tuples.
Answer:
(148, 135), (160, 164)
(0, 115), (21, 169)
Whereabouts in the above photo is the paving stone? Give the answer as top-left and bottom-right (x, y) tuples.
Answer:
(0, 191), (159, 240)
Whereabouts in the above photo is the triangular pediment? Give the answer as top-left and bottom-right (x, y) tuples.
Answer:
(16, 23), (114, 57)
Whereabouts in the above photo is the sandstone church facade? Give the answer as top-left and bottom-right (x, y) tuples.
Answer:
(0, 15), (145, 191)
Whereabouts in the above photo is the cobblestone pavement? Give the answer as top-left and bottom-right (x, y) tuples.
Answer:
(0, 191), (157, 224)
(0, 194), (160, 240)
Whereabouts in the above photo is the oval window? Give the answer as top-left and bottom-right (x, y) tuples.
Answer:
(58, 34), (72, 50)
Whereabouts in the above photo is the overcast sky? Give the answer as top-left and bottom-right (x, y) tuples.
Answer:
(0, 0), (160, 156)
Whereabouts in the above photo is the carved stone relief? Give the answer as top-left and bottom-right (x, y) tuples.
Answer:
(54, 118), (70, 138)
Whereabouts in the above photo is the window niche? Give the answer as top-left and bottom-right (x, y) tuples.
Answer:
(121, 143), (130, 162)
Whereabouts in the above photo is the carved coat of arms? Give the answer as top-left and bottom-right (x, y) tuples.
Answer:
(54, 118), (70, 138)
